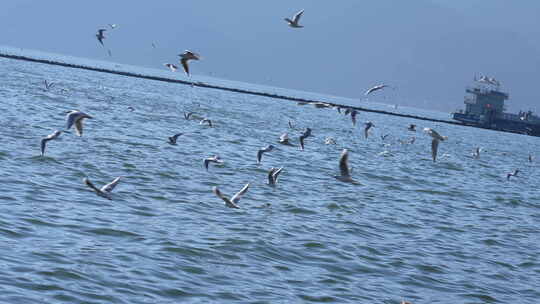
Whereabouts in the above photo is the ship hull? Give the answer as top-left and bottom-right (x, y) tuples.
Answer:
(453, 113), (540, 136)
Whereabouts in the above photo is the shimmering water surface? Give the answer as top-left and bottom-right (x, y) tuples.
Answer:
(1, 55), (539, 304)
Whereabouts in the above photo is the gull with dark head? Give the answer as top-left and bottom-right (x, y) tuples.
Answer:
(96, 29), (107, 46)
(83, 176), (122, 200)
(285, 9), (304, 28)
(168, 133), (183, 145)
(365, 84), (388, 96)
(178, 50), (201, 76)
(164, 63), (178, 72)
(257, 145), (275, 164)
(268, 167), (283, 187)
(424, 128), (447, 162)
(40, 130), (62, 156)
(200, 118), (212, 127)
(351, 110), (358, 126)
(364, 121), (375, 139)
(299, 127), (312, 151)
(66, 110), (93, 137)
(408, 124), (416, 131)
(213, 183), (249, 209)
(204, 155), (223, 171)
(334, 149), (358, 184)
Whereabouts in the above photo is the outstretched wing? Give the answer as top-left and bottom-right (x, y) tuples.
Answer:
(181, 58), (190, 76)
(431, 139), (439, 162)
(101, 177), (122, 193)
(293, 10), (304, 23)
(339, 149), (350, 177)
(231, 183), (250, 204)
(83, 177), (101, 193)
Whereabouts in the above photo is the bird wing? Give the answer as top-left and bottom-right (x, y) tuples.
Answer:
(272, 167), (283, 183)
(268, 168), (276, 185)
(293, 10), (304, 23)
(231, 183), (250, 204)
(66, 112), (77, 130)
(351, 112), (357, 125)
(299, 136), (305, 150)
(431, 139), (439, 162)
(180, 58), (190, 76)
(84, 178), (102, 193)
(74, 119), (84, 137)
(101, 177), (122, 193)
(257, 149), (264, 163)
(280, 133), (288, 141)
(172, 133), (183, 141)
(339, 149), (350, 177)
(213, 186), (239, 208)
(204, 158), (210, 171)
(40, 138), (48, 156)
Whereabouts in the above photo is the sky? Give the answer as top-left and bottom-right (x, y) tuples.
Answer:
(1, 0), (540, 113)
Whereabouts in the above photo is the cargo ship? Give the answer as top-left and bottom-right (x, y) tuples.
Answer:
(452, 76), (540, 136)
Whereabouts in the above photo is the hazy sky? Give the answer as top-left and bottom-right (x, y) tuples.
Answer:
(1, 0), (539, 112)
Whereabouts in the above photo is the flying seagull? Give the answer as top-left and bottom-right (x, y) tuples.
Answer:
(334, 149), (358, 183)
(204, 155), (223, 171)
(257, 145), (275, 163)
(288, 120), (294, 129)
(268, 167), (283, 187)
(424, 128), (447, 162)
(408, 124), (416, 131)
(43, 80), (55, 91)
(164, 63), (178, 72)
(184, 112), (194, 120)
(108, 24), (117, 29)
(66, 110), (93, 137)
(325, 137), (337, 145)
(200, 118), (212, 127)
(351, 110), (358, 126)
(83, 176), (122, 200)
(168, 133), (183, 145)
(299, 127), (312, 150)
(507, 169), (519, 180)
(364, 121), (374, 139)
(212, 183), (249, 209)
(365, 84), (388, 96)
(96, 29), (107, 46)
(40, 130), (62, 156)
(472, 147), (481, 159)
(285, 9), (304, 28)
(178, 50), (201, 76)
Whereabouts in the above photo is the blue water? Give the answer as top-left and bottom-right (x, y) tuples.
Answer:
(0, 51), (539, 304)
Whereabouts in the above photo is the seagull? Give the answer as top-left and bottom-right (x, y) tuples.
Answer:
(200, 118), (212, 127)
(299, 127), (312, 150)
(278, 133), (294, 146)
(127, 106), (135, 112)
(108, 24), (117, 29)
(96, 29), (107, 46)
(257, 145), (275, 163)
(507, 169), (520, 180)
(351, 110), (358, 126)
(364, 122), (374, 139)
(365, 84), (388, 96)
(288, 120), (294, 129)
(334, 149), (357, 183)
(184, 112), (194, 120)
(409, 136), (416, 144)
(40, 130), (62, 156)
(178, 50), (201, 76)
(204, 155), (223, 171)
(212, 183), (249, 209)
(83, 176), (122, 200)
(336, 107), (342, 114)
(380, 134), (389, 141)
(408, 124), (416, 131)
(325, 137), (336, 145)
(168, 133), (183, 145)
(424, 128), (448, 162)
(344, 108), (351, 116)
(285, 9), (304, 28)
(268, 167), (283, 187)
(164, 63), (178, 72)
(43, 80), (55, 91)
(472, 147), (481, 159)
(66, 110), (93, 137)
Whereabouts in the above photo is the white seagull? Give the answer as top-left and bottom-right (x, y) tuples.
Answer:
(83, 176), (122, 200)
(178, 50), (201, 76)
(334, 149), (358, 183)
(365, 84), (388, 96)
(204, 155), (223, 171)
(40, 130), (62, 156)
(200, 118), (213, 127)
(257, 145), (275, 163)
(278, 132), (294, 146)
(164, 63), (178, 72)
(268, 167), (284, 187)
(96, 29), (107, 46)
(424, 128), (447, 162)
(285, 9), (305, 28)
(66, 110), (93, 137)
(472, 147), (481, 159)
(108, 24), (118, 29)
(213, 183), (250, 209)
